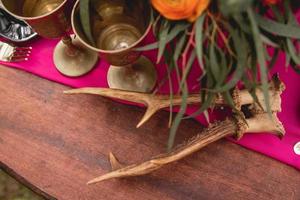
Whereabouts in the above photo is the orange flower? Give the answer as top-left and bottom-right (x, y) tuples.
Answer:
(151, 0), (210, 22)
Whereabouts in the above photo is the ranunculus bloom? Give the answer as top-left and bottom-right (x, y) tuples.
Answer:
(151, 0), (210, 22)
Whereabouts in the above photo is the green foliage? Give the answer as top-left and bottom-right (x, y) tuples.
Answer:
(145, 0), (300, 149)
(248, 8), (271, 116)
(135, 23), (190, 51)
(219, 0), (253, 16)
(195, 14), (206, 70)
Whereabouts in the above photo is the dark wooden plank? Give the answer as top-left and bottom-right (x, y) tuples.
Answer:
(0, 66), (299, 200)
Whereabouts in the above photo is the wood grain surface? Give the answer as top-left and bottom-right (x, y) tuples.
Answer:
(0, 66), (299, 200)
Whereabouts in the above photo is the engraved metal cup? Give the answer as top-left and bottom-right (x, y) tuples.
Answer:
(1, 0), (98, 77)
(72, 0), (157, 93)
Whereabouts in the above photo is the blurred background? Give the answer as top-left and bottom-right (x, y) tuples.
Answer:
(0, 169), (44, 200)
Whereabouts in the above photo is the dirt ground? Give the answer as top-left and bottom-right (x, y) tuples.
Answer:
(0, 169), (44, 200)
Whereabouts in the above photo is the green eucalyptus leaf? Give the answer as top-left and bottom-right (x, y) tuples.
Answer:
(216, 46), (229, 84)
(179, 50), (196, 90)
(248, 8), (271, 116)
(164, 49), (175, 127)
(222, 91), (235, 109)
(270, 5), (284, 22)
(284, 1), (300, 66)
(195, 13), (206, 70)
(219, 0), (253, 16)
(174, 34), (187, 61)
(157, 21), (171, 63)
(268, 48), (280, 69)
(135, 23), (189, 51)
(285, 50), (291, 68)
(242, 75), (263, 109)
(80, 0), (95, 45)
(185, 65), (215, 119)
(287, 39), (300, 65)
(168, 83), (189, 150)
(255, 13), (300, 39)
(212, 28), (247, 92)
(154, 42), (179, 95)
(209, 43), (221, 83)
(174, 62), (182, 90)
(222, 91), (245, 121)
(184, 91), (214, 119)
(234, 14), (251, 34)
(261, 34), (279, 48)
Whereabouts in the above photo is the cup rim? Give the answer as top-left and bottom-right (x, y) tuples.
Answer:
(0, 0), (68, 21)
(71, 0), (152, 54)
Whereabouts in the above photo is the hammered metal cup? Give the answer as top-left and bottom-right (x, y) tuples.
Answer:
(1, 0), (98, 77)
(72, 0), (157, 93)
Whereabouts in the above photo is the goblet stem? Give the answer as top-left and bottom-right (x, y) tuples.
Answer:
(61, 35), (79, 57)
(53, 34), (98, 77)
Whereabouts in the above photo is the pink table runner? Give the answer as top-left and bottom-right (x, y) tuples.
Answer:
(1, 32), (300, 170)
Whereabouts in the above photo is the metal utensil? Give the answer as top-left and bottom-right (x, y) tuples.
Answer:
(0, 41), (31, 62)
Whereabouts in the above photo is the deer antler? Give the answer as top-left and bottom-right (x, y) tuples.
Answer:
(65, 75), (284, 128)
(86, 75), (285, 184)
(64, 88), (211, 127)
(87, 110), (285, 184)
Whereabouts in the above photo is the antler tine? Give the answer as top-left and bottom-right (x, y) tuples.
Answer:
(136, 94), (202, 128)
(137, 105), (160, 128)
(109, 152), (124, 170)
(64, 88), (151, 105)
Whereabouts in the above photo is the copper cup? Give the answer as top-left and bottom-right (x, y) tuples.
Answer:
(1, 0), (98, 77)
(72, 0), (157, 93)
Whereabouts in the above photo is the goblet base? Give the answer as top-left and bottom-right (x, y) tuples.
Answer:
(54, 35), (98, 77)
(107, 56), (157, 93)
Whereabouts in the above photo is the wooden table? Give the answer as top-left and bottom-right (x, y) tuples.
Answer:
(0, 66), (299, 200)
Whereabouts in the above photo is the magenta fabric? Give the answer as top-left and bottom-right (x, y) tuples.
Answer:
(1, 21), (300, 170)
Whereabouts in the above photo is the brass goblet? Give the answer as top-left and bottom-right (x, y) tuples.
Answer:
(72, 0), (157, 93)
(1, 0), (98, 77)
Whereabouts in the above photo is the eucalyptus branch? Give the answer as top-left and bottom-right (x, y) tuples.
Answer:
(181, 23), (196, 72)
